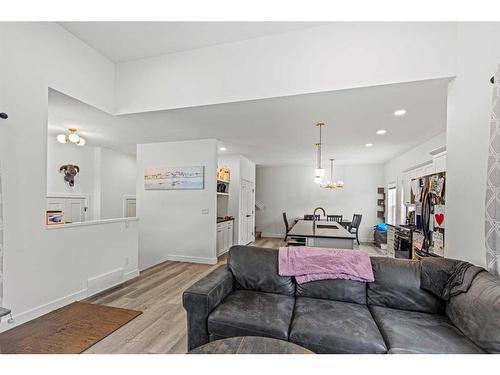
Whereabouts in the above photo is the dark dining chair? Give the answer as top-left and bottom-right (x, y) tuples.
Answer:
(327, 215), (343, 223)
(304, 214), (320, 221)
(350, 214), (363, 245)
(283, 212), (293, 241)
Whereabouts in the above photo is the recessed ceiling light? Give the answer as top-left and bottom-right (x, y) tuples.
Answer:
(219, 147), (226, 151)
(376, 129), (387, 135)
(365, 143), (374, 147)
(394, 109), (407, 117)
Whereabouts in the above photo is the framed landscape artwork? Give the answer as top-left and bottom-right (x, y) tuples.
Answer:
(144, 166), (205, 190)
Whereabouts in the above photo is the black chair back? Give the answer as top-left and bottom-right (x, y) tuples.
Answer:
(327, 215), (343, 223)
(304, 214), (320, 221)
(283, 212), (289, 230)
(351, 214), (362, 229)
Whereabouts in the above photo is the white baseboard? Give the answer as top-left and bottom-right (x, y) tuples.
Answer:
(124, 268), (140, 281)
(261, 233), (374, 244)
(165, 254), (218, 265)
(261, 232), (284, 238)
(0, 289), (87, 333)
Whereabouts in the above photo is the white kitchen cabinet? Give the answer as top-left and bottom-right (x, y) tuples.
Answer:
(433, 152), (446, 173)
(216, 220), (234, 256)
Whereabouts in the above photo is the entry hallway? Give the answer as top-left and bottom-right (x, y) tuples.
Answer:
(83, 239), (384, 353)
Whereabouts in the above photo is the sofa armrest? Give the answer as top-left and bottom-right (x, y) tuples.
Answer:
(182, 265), (233, 351)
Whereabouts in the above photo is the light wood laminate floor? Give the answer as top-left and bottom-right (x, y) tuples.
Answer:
(83, 238), (384, 353)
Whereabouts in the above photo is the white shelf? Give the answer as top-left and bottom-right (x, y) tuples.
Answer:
(217, 192), (229, 196)
(217, 179), (230, 184)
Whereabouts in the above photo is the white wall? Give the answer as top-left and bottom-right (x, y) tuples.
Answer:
(100, 147), (137, 219)
(46, 138), (136, 220)
(384, 132), (447, 186)
(445, 23), (500, 267)
(218, 154), (256, 245)
(256, 165), (384, 242)
(47, 136), (97, 196)
(0, 23), (139, 331)
(115, 23), (457, 114)
(137, 139), (217, 269)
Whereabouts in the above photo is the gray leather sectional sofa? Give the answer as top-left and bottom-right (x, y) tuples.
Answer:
(183, 245), (500, 354)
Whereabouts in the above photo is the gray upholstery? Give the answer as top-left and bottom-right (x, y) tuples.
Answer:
(446, 271), (500, 353)
(208, 290), (295, 340)
(290, 297), (386, 354)
(183, 246), (499, 353)
(368, 257), (444, 314)
(182, 265), (233, 351)
(295, 278), (366, 304)
(227, 245), (295, 296)
(370, 305), (484, 354)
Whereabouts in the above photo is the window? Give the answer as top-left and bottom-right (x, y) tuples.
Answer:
(387, 184), (397, 225)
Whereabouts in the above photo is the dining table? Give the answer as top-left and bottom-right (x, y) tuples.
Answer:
(287, 219), (356, 249)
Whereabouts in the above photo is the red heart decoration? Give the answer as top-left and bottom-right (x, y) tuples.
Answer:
(435, 213), (444, 225)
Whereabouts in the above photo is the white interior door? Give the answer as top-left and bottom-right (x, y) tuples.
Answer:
(66, 199), (86, 223)
(240, 180), (255, 244)
(125, 198), (136, 217)
(46, 196), (86, 223)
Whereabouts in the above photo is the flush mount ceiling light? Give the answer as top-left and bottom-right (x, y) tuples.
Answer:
(365, 143), (374, 147)
(394, 109), (407, 117)
(321, 159), (344, 190)
(314, 122), (325, 184)
(376, 129), (387, 135)
(219, 147), (227, 151)
(57, 128), (86, 146)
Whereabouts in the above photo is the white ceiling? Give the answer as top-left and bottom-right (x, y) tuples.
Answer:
(58, 22), (326, 62)
(48, 78), (450, 166)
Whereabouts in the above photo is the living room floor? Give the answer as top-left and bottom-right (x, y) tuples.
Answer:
(82, 238), (384, 353)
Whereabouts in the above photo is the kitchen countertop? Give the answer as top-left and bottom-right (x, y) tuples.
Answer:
(288, 220), (356, 239)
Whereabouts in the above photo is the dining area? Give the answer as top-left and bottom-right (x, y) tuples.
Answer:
(282, 208), (363, 249)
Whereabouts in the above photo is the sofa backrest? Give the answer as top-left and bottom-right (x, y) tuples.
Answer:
(296, 279), (367, 304)
(227, 245), (296, 296)
(367, 257), (444, 314)
(446, 271), (500, 353)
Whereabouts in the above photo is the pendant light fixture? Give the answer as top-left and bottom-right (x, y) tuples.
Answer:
(314, 122), (325, 184)
(321, 159), (344, 189)
(57, 128), (86, 146)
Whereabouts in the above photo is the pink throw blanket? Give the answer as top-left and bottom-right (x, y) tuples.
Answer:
(278, 246), (374, 284)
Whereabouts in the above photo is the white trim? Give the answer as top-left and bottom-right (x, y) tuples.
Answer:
(262, 232), (285, 238)
(46, 217), (138, 230)
(402, 160), (433, 173)
(429, 145), (447, 156)
(0, 267), (140, 333)
(261, 233), (374, 243)
(124, 269), (140, 281)
(164, 254), (217, 265)
(0, 289), (87, 333)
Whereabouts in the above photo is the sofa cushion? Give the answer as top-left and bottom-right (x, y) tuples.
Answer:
(370, 305), (484, 354)
(227, 245), (295, 296)
(208, 290), (295, 340)
(289, 297), (387, 354)
(367, 257), (444, 314)
(446, 271), (500, 353)
(295, 279), (366, 304)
